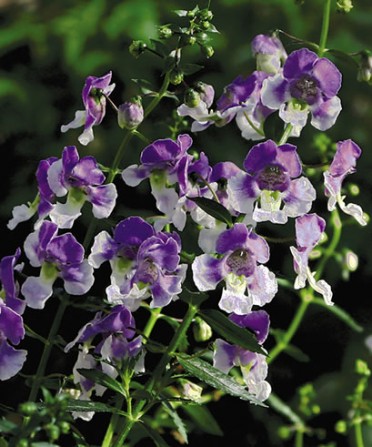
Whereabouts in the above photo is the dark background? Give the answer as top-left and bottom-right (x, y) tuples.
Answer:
(0, 0), (371, 446)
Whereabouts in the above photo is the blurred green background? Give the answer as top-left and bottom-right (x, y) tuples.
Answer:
(0, 0), (371, 446)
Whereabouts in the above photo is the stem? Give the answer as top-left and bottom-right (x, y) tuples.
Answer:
(318, 0), (332, 57)
(268, 295), (311, 365)
(142, 307), (162, 340)
(354, 421), (365, 447)
(242, 111), (265, 137)
(101, 396), (124, 447)
(295, 429), (304, 447)
(28, 297), (67, 402)
(112, 304), (198, 447)
(277, 123), (293, 145)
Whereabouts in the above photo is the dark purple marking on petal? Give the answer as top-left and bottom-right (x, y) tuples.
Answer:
(230, 310), (270, 344)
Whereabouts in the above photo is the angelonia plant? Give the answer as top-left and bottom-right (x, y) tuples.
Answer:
(1, 1), (370, 447)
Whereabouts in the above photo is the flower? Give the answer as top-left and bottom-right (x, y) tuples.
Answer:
(227, 139), (316, 224)
(61, 71), (115, 145)
(21, 221), (94, 309)
(0, 250), (27, 381)
(324, 139), (367, 225)
(213, 310), (271, 401)
(290, 213), (333, 305)
(192, 223), (277, 315)
(251, 33), (287, 74)
(118, 98), (144, 129)
(89, 217), (187, 309)
(261, 48), (342, 132)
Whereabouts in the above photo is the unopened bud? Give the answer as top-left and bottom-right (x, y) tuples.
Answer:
(129, 40), (147, 58)
(357, 51), (372, 83)
(118, 98), (144, 130)
(336, 0), (353, 13)
(169, 68), (184, 85)
(180, 380), (203, 402)
(194, 81), (215, 107)
(355, 359), (370, 376)
(193, 317), (212, 342)
(158, 25), (172, 39)
(348, 183), (360, 196)
(201, 45), (214, 58)
(344, 250), (358, 272)
(184, 88), (201, 108)
(199, 9), (213, 21)
(196, 32), (209, 44)
(335, 420), (348, 434)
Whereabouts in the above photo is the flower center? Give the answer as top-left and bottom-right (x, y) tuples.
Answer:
(226, 249), (255, 277)
(139, 259), (159, 284)
(256, 164), (289, 192)
(290, 76), (318, 104)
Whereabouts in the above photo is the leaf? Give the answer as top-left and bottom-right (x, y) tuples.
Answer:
(183, 404), (223, 436)
(131, 78), (155, 95)
(176, 355), (265, 406)
(187, 197), (233, 226)
(150, 39), (168, 57)
(181, 63), (204, 75)
(161, 401), (188, 444)
(31, 443), (59, 447)
(142, 423), (171, 447)
(199, 309), (265, 355)
(65, 399), (124, 415)
(173, 10), (188, 17)
(77, 369), (126, 396)
(0, 419), (17, 435)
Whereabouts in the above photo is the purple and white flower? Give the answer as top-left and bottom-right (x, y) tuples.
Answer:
(65, 305), (143, 420)
(261, 48), (342, 132)
(324, 139), (367, 225)
(251, 33), (287, 74)
(61, 71), (115, 145)
(21, 221), (94, 309)
(290, 213), (333, 305)
(89, 217), (187, 309)
(0, 250), (27, 381)
(213, 310), (271, 401)
(192, 224), (277, 315)
(228, 139), (316, 224)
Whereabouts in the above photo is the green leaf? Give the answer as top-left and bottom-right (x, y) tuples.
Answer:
(77, 369), (126, 396)
(187, 197), (233, 226)
(161, 401), (188, 444)
(0, 437), (8, 447)
(0, 419), (17, 435)
(312, 298), (364, 332)
(181, 63), (204, 75)
(183, 404), (223, 436)
(176, 355), (265, 406)
(31, 443), (59, 447)
(199, 309), (265, 355)
(66, 399), (125, 415)
(150, 39), (168, 57)
(131, 78), (156, 95)
(173, 10), (188, 17)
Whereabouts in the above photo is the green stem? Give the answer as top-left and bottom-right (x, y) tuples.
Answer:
(28, 298), (67, 402)
(295, 429), (304, 447)
(242, 111), (265, 137)
(277, 123), (293, 145)
(268, 295), (311, 365)
(101, 396), (124, 447)
(142, 307), (162, 340)
(318, 0), (332, 57)
(354, 421), (365, 447)
(112, 303), (198, 447)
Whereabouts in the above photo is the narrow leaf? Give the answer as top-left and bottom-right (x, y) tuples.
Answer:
(181, 63), (204, 75)
(77, 368), (126, 396)
(66, 399), (125, 415)
(176, 355), (265, 406)
(199, 309), (265, 354)
(183, 404), (223, 436)
(187, 197), (233, 226)
(0, 419), (17, 434)
(312, 298), (364, 332)
(161, 401), (188, 444)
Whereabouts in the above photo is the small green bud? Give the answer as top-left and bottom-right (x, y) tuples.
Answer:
(355, 359), (371, 376)
(59, 421), (70, 434)
(129, 40), (147, 58)
(196, 32), (209, 44)
(19, 402), (38, 416)
(199, 9), (213, 21)
(348, 183), (360, 196)
(184, 88), (201, 108)
(187, 10), (196, 19)
(180, 34), (196, 47)
(336, 0), (353, 13)
(201, 45), (214, 58)
(193, 317), (213, 342)
(278, 426), (292, 440)
(158, 26), (172, 39)
(335, 420), (348, 434)
(16, 440), (28, 447)
(357, 51), (372, 83)
(200, 21), (211, 30)
(169, 68), (184, 85)
(45, 424), (60, 441)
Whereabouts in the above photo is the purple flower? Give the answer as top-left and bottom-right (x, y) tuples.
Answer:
(324, 139), (367, 225)
(21, 221), (94, 309)
(89, 217), (187, 309)
(290, 214), (333, 305)
(261, 48), (342, 132)
(192, 224), (277, 315)
(61, 71), (115, 145)
(118, 99), (144, 130)
(228, 139), (316, 224)
(0, 250), (27, 381)
(47, 146), (117, 228)
(213, 310), (271, 401)
(65, 305), (143, 420)
(251, 34), (287, 74)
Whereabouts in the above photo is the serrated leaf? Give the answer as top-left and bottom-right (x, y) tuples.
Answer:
(199, 309), (265, 355)
(161, 401), (188, 444)
(183, 404), (223, 436)
(66, 399), (124, 414)
(176, 355), (265, 406)
(181, 63), (204, 75)
(77, 369), (125, 396)
(187, 197), (233, 226)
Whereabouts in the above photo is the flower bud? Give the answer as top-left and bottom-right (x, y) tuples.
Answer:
(118, 98), (144, 130)
(184, 88), (201, 108)
(194, 81), (215, 107)
(201, 45), (214, 58)
(193, 317), (212, 342)
(344, 249), (358, 272)
(196, 32), (209, 44)
(336, 0), (353, 13)
(357, 51), (372, 83)
(199, 9), (213, 21)
(180, 379), (203, 402)
(129, 40), (147, 58)
(169, 68), (184, 85)
(158, 25), (172, 39)
(355, 359), (370, 376)
(335, 420), (348, 434)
